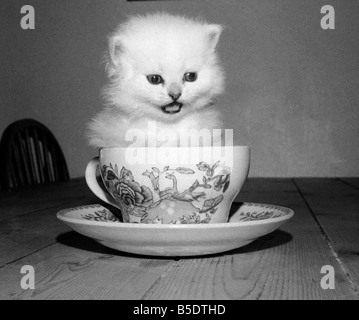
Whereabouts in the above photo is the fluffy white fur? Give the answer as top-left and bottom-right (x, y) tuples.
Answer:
(87, 12), (225, 147)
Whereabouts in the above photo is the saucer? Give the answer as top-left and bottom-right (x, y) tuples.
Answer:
(57, 202), (294, 256)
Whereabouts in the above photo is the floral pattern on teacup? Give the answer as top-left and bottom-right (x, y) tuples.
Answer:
(101, 162), (231, 224)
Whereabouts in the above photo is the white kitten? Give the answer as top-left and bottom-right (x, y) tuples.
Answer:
(87, 12), (225, 148)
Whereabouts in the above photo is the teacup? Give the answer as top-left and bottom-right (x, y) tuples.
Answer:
(85, 146), (250, 224)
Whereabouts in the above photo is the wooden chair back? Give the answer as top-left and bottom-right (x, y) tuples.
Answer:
(0, 119), (69, 191)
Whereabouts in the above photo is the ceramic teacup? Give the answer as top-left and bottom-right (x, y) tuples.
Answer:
(85, 146), (250, 224)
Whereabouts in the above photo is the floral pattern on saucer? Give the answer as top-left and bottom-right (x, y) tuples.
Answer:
(82, 208), (120, 222)
(79, 203), (290, 223)
(235, 203), (292, 222)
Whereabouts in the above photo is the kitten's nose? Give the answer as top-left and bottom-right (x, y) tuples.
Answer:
(167, 84), (182, 101)
(169, 92), (181, 101)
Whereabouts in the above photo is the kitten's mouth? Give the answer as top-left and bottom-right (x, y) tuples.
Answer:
(161, 102), (183, 114)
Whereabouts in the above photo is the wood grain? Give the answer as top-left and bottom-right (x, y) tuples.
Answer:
(0, 233), (173, 300)
(0, 205), (74, 267)
(0, 178), (358, 300)
(338, 178), (359, 190)
(0, 178), (104, 267)
(294, 178), (359, 294)
(143, 179), (358, 299)
(0, 178), (97, 221)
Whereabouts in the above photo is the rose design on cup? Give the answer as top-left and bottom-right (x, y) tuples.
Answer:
(102, 165), (154, 223)
(116, 180), (152, 208)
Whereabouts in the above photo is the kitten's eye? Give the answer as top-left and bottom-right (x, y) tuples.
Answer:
(147, 74), (164, 85)
(183, 72), (197, 82)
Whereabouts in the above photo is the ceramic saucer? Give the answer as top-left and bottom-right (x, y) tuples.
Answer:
(57, 202), (294, 257)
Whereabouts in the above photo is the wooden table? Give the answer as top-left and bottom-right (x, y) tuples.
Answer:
(0, 178), (358, 300)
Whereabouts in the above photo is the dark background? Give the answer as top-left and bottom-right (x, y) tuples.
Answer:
(1, 0), (358, 178)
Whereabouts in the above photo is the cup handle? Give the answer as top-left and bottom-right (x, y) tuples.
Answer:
(85, 157), (121, 210)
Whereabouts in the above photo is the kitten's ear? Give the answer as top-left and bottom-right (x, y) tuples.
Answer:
(108, 34), (124, 66)
(206, 24), (224, 51)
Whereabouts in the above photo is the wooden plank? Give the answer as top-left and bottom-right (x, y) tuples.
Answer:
(0, 179), (111, 267)
(235, 178), (298, 204)
(294, 178), (359, 294)
(338, 178), (359, 190)
(0, 178), (357, 299)
(0, 179), (175, 299)
(0, 199), (95, 267)
(0, 179), (98, 221)
(0, 234), (174, 300)
(142, 179), (358, 299)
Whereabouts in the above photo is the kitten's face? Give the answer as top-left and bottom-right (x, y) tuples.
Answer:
(105, 14), (225, 121)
